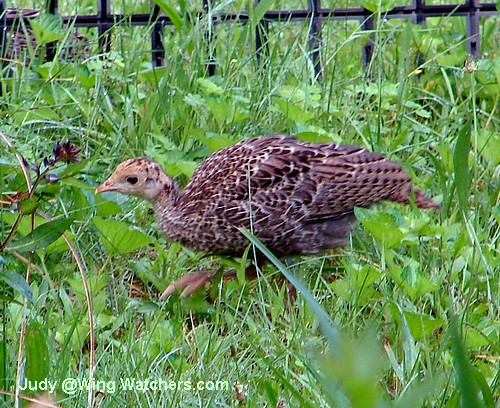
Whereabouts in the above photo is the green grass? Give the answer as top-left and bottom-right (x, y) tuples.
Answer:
(1, 3), (499, 407)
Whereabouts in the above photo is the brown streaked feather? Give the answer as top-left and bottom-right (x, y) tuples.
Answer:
(97, 135), (440, 258)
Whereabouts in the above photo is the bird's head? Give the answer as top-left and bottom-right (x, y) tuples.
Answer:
(96, 157), (178, 203)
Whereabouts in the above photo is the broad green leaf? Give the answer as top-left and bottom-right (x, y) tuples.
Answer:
(206, 99), (233, 127)
(295, 131), (335, 143)
(232, 106), (251, 124)
(403, 276), (439, 299)
(137, 66), (170, 87)
(136, 301), (160, 314)
(354, 208), (407, 249)
(184, 93), (205, 107)
(67, 273), (108, 314)
(96, 312), (119, 328)
(356, 82), (398, 99)
(12, 107), (61, 124)
(35, 61), (67, 80)
(29, 14), (64, 45)
(191, 131), (236, 151)
(18, 197), (38, 215)
(54, 314), (89, 353)
(453, 122), (471, 215)
(154, 0), (183, 33)
(25, 324), (50, 385)
(274, 98), (313, 123)
(0, 270), (34, 303)
(1, 213), (51, 236)
(205, 99), (250, 127)
(197, 78), (224, 95)
(70, 64), (96, 90)
(277, 85), (320, 104)
(474, 57), (500, 97)
(329, 278), (350, 298)
(464, 327), (493, 348)
(474, 130), (500, 166)
(7, 218), (73, 253)
(162, 160), (198, 178)
(403, 311), (444, 341)
(1, 213), (76, 253)
(61, 177), (96, 190)
(348, 264), (382, 289)
(146, 149), (198, 178)
(437, 50), (468, 67)
(321, 329), (386, 408)
(95, 197), (123, 217)
(93, 216), (152, 254)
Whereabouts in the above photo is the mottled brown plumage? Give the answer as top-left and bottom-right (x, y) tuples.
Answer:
(96, 135), (439, 297)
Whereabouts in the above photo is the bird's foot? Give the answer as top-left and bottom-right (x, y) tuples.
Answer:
(160, 270), (216, 299)
(159, 264), (259, 300)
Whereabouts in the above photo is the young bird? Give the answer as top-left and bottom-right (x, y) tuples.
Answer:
(96, 135), (440, 298)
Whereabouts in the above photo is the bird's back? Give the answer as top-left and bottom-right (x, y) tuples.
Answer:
(183, 135), (435, 210)
(170, 135), (438, 256)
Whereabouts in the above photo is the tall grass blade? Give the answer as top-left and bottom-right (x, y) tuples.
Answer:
(251, 0), (274, 28)
(453, 121), (471, 216)
(239, 228), (340, 351)
(154, 0), (183, 33)
(449, 312), (483, 408)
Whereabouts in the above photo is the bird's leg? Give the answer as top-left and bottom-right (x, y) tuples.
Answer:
(159, 263), (260, 299)
(160, 269), (217, 299)
(286, 282), (297, 306)
(282, 258), (298, 307)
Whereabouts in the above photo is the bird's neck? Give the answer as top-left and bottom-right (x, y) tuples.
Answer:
(153, 180), (192, 246)
(152, 179), (181, 209)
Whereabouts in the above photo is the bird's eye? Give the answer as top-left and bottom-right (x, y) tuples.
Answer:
(126, 176), (138, 185)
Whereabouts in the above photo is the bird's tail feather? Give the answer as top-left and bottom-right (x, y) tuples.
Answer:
(391, 184), (441, 210)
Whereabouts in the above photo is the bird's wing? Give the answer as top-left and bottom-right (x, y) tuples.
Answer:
(302, 143), (413, 217)
(182, 135), (303, 202)
(183, 135), (413, 218)
(247, 140), (413, 219)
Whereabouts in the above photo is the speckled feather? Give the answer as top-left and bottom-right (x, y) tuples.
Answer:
(98, 135), (439, 258)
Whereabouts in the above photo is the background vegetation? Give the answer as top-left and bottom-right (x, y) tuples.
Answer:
(1, 0), (499, 406)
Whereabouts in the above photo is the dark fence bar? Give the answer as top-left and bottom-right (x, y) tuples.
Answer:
(465, 0), (480, 56)
(151, 4), (164, 67)
(1, 0), (497, 73)
(362, 11), (375, 68)
(308, 0), (322, 78)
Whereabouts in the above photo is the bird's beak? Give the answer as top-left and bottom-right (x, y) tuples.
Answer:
(95, 179), (115, 194)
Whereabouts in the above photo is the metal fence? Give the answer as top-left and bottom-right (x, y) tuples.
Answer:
(1, 0), (498, 76)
